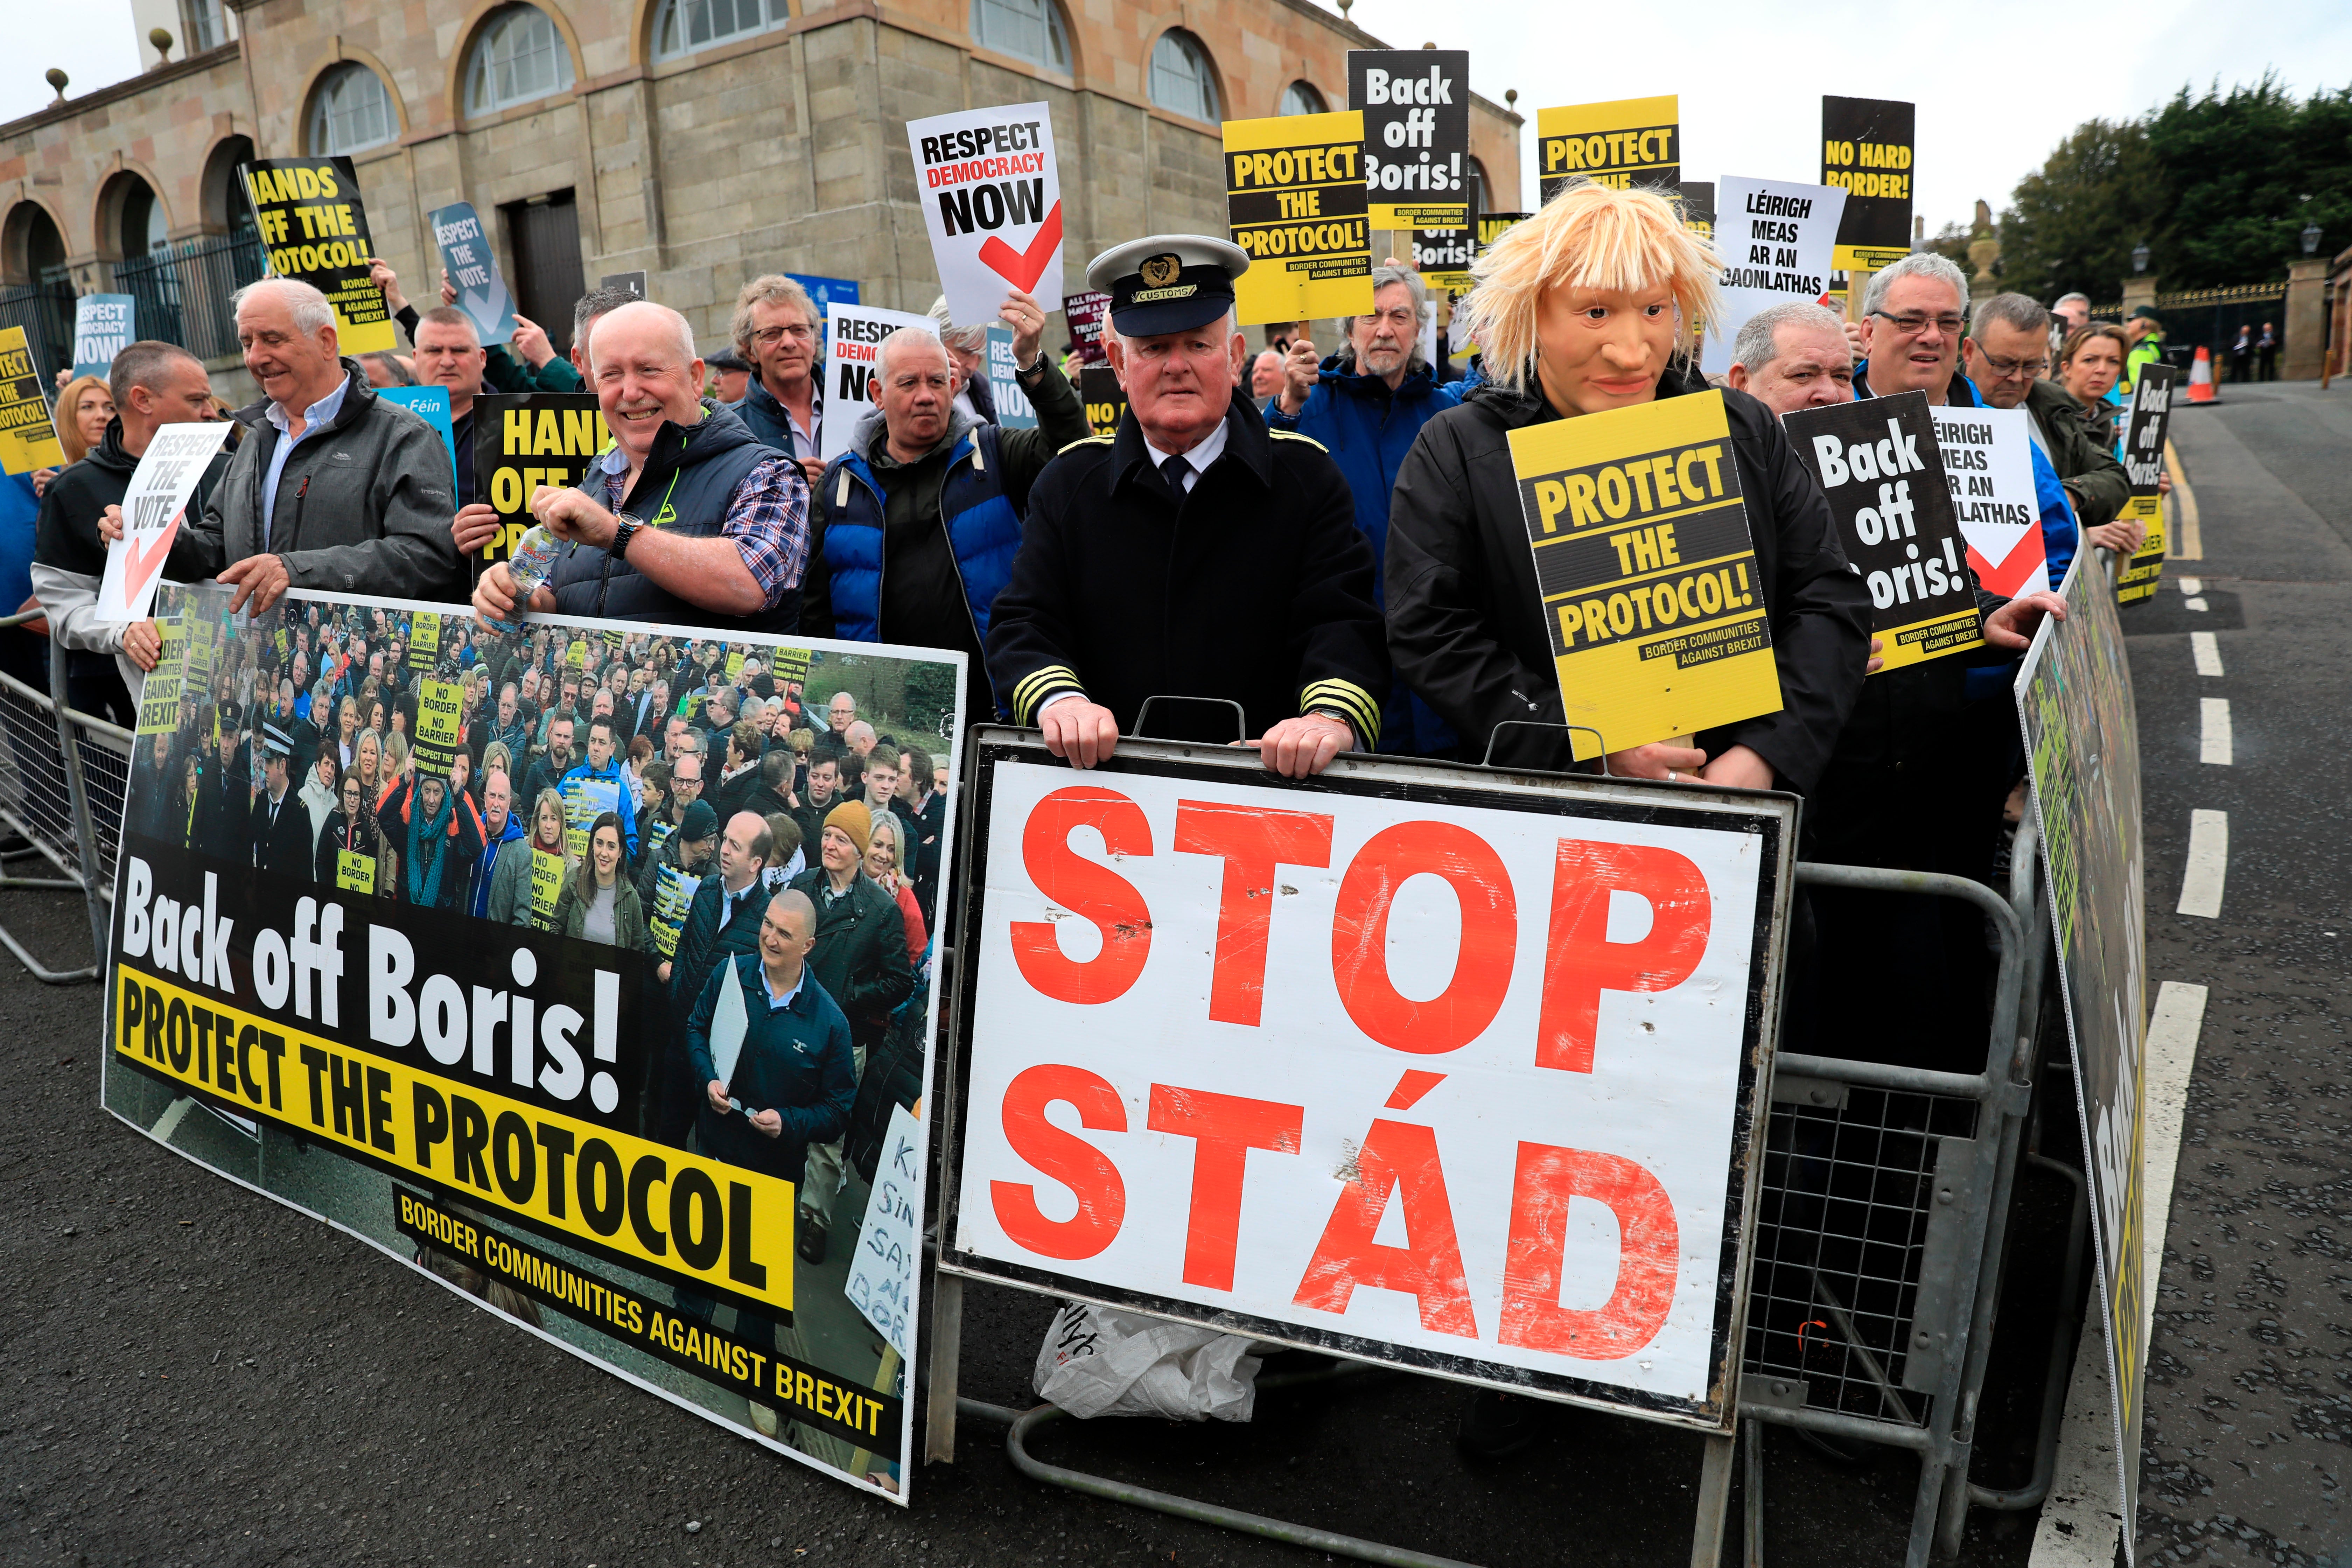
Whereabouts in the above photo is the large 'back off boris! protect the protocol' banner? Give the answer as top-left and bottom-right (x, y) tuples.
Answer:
(102, 582), (965, 1501)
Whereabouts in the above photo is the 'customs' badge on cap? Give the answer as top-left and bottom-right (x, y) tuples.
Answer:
(1088, 234), (1251, 338)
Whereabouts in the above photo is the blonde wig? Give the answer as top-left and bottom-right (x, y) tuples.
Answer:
(1453, 179), (1723, 393)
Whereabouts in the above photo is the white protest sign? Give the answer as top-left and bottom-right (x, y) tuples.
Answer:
(944, 741), (1794, 1427)
(1700, 176), (1847, 376)
(906, 102), (1065, 328)
(96, 422), (232, 623)
(1931, 404), (2049, 598)
(821, 303), (939, 462)
(845, 1102), (922, 1360)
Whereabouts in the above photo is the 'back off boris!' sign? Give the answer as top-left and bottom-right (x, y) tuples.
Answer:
(1347, 50), (1471, 232)
(1509, 391), (1783, 759)
(1537, 96), (1679, 205)
(470, 394), (610, 578)
(2115, 363), (2177, 606)
(239, 158), (396, 356)
(1223, 112), (1374, 326)
(1784, 391), (1983, 672)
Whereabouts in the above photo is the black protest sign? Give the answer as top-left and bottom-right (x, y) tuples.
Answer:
(1347, 50), (1472, 232)
(1477, 211), (1530, 252)
(1820, 97), (1916, 272)
(1079, 366), (1126, 439)
(472, 393), (609, 579)
(1412, 229), (1475, 293)
(239, 158), (396, 355)
(2115, 363), (2178, 606)
(1679, 182), (1716, 245)
(1784, 391), (1981, 672)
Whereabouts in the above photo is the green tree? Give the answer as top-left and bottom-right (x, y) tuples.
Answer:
(1997, 118), (2166, 301)
(2144, 76), (2352, 288)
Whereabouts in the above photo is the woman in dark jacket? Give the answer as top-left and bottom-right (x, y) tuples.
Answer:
(1384, 180), (1871, 796)
(552, 811), (654, 952)
(314, 768), (390, 896)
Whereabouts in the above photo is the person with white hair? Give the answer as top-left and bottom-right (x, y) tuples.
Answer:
(471, 298), (813, 636)
(800, 292), (1085, 678)
(927, 294), (999, 424)
(1722, 300), (1856, 414)
(102, 277), (461, 609)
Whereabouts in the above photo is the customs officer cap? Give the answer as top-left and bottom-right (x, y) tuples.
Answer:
(1087, 235), (1251, 337)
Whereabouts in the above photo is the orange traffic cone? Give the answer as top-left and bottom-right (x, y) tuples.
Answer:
(2187, 345), (2217, 404)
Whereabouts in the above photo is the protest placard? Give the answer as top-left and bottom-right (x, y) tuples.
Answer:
(1223, 112), (1374, 326)
(427, 201), (517, 347)
(1931, 405), (2049, 598)
(1679, 182), (1716, 245)
(906, 103), (1065, 328)
(940, 734), (1794, 1429)
(95, 421), (235, 621)
(1538, 96), (1679, 205)
(0, 324), (64, 476)
(104, 581), (968, 1499)
(378, 385), (456, 485)
(1412, 228), (1475, 294)
(1477, 211), (1530, 250)
(239, 158), (396, 355)
(1078, 365), (1126, 439)
(984, 322), (1037, 430)
(1785, 391), (1982, 672)
(788, 273), (859, 359)
(471, 393), (608, 577)
(1347, 50), (1471, 232)
(845, 1104), (920, 1360)
(73, 294), (135, 379)
(1064, 289), (1111, 365)
(1506, 390), (1782, 760)
(1820, 97), (1917, 273)
(1699, 176), (1845, 377)
(600, 271), (648, 299)
(134, 621), (185, 736)
(2115, 363), (2177, 606)
(406, 609), (441, 674)
(2016, 553), (2147, 1563)
(821, 303), (940, 461)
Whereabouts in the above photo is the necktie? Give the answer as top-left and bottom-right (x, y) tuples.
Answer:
(1159, 453), (1192, 497)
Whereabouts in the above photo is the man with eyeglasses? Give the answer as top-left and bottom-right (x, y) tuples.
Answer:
(728, 274), (828, 485)
(1962, 293), (2133, 550)
(1265, 263), (1464, 756)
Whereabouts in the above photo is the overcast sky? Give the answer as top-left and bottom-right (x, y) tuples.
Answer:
(9, 0), (2350, 240)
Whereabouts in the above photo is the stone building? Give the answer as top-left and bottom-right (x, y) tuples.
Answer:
(0, 0), (1520, 403)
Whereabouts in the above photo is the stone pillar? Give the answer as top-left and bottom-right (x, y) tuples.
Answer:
(1966, 199), (1999, 294)
(2283, 257), (2328, 381)
(2121, 273), (2157, 321)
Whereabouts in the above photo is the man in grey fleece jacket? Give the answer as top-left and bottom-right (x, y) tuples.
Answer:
(109, 278), (461, 610)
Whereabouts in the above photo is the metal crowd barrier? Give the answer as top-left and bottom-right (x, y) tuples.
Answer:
(0, 608), (131, 984)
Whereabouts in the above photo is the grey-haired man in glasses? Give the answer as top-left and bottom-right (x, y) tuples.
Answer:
(1961, 293), (2131, 541)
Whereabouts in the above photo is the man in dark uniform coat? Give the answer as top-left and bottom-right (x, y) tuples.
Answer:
(985, 235), (1387, 779)
(248, 724), (315, 878)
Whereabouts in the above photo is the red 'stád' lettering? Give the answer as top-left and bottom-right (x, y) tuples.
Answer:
(1499, 1142), (1678, 1358)
(992, 1063), (1128, 1260)
(1147, 1083), (1304, 1291)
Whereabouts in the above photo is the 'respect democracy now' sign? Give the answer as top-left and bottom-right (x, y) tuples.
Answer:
(940, 736), (1793, 1430)
(905, 102), (1066, 330)
(104, 581), (966, 1502)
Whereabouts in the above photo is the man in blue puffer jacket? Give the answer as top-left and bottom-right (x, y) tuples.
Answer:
(1263, 264), (1463, 756)
(801, 292), (1088, 711)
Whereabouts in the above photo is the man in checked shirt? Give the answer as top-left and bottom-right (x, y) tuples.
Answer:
(471, 300), (813, 636)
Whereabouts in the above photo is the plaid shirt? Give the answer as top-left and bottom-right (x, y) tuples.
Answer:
(596, 442), (810, 611)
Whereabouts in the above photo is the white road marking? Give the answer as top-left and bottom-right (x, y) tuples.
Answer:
(2030, 982), (2210, 1568)
(2179, 810), (2228, 918)
(2190, 631), (2224, 677)
(2177, 576), (2203, 595)
(2200, 699), (2233, 765)
(2183, 597), (2209, 612)
(2164, 441), (2200, 561)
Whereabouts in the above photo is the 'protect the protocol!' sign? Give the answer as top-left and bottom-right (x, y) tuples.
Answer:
(239, 158), (396, 356)
(940, 733), (1795, 1432)
(1784, 391), (1982, 672)
(1223, 112), (1374, 326)
(428, 201), (518, 348)
(2115, 363), (2177, 606)
(1699, 176), (1845, 377)
(1538, 96), (1678, 205)
(95, 421), (235, 621)
(821, 304), (940, 462)
(105, 580), (968, 1504)
(0, 324), (64, 475)
(2015, 554), (2147, 1565)
(471, 393), (609, 579)
(1820, 97), (1916, 273)
(1347, 50), (1471, 232)
(1507, 390), (1782, 760)
(906, 103), (1066, 329)
(1931, 406), (2050, 598)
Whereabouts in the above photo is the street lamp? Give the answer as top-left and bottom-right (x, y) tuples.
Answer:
(2131, 241), (2150, 275)
(2302, 220), (2323, 257)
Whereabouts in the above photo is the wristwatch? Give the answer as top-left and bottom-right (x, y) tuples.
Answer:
(610, 512), (642, 560)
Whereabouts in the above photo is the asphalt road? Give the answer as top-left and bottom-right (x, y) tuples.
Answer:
(4, 382), (2344, 1568)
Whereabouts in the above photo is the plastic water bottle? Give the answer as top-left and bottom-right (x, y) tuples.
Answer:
(488, 523), (562, 634)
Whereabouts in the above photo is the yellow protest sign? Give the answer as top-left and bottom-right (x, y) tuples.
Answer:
(1506, 390), (1783, 759)
(136, 621), (187, 735)
(239, 158), (396, 355)
(335, 848), (377, 894)
(1223, 112), (1374, 326)
(1537, 96), (1680, 205)
(414, 678), (464, 778)
(0, 325), (65, 474)
(530, 848), (566, 930)
(473, 393), (609, 576)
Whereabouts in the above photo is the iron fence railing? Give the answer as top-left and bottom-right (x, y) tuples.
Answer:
(114, 233), (268, 364)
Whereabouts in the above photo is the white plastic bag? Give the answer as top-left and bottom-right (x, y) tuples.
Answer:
(1033, 1301), (1261, 1422)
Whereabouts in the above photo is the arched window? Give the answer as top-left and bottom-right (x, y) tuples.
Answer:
(1149, 30), (1218, 122)
(464, 5), (575, 118)
(969, 0), (1069, 73)
(652, 0), (788, 60)
(307, 63), (398, 156)
(1279, 81), (1325, 116)
(118, 178), (170, 258)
